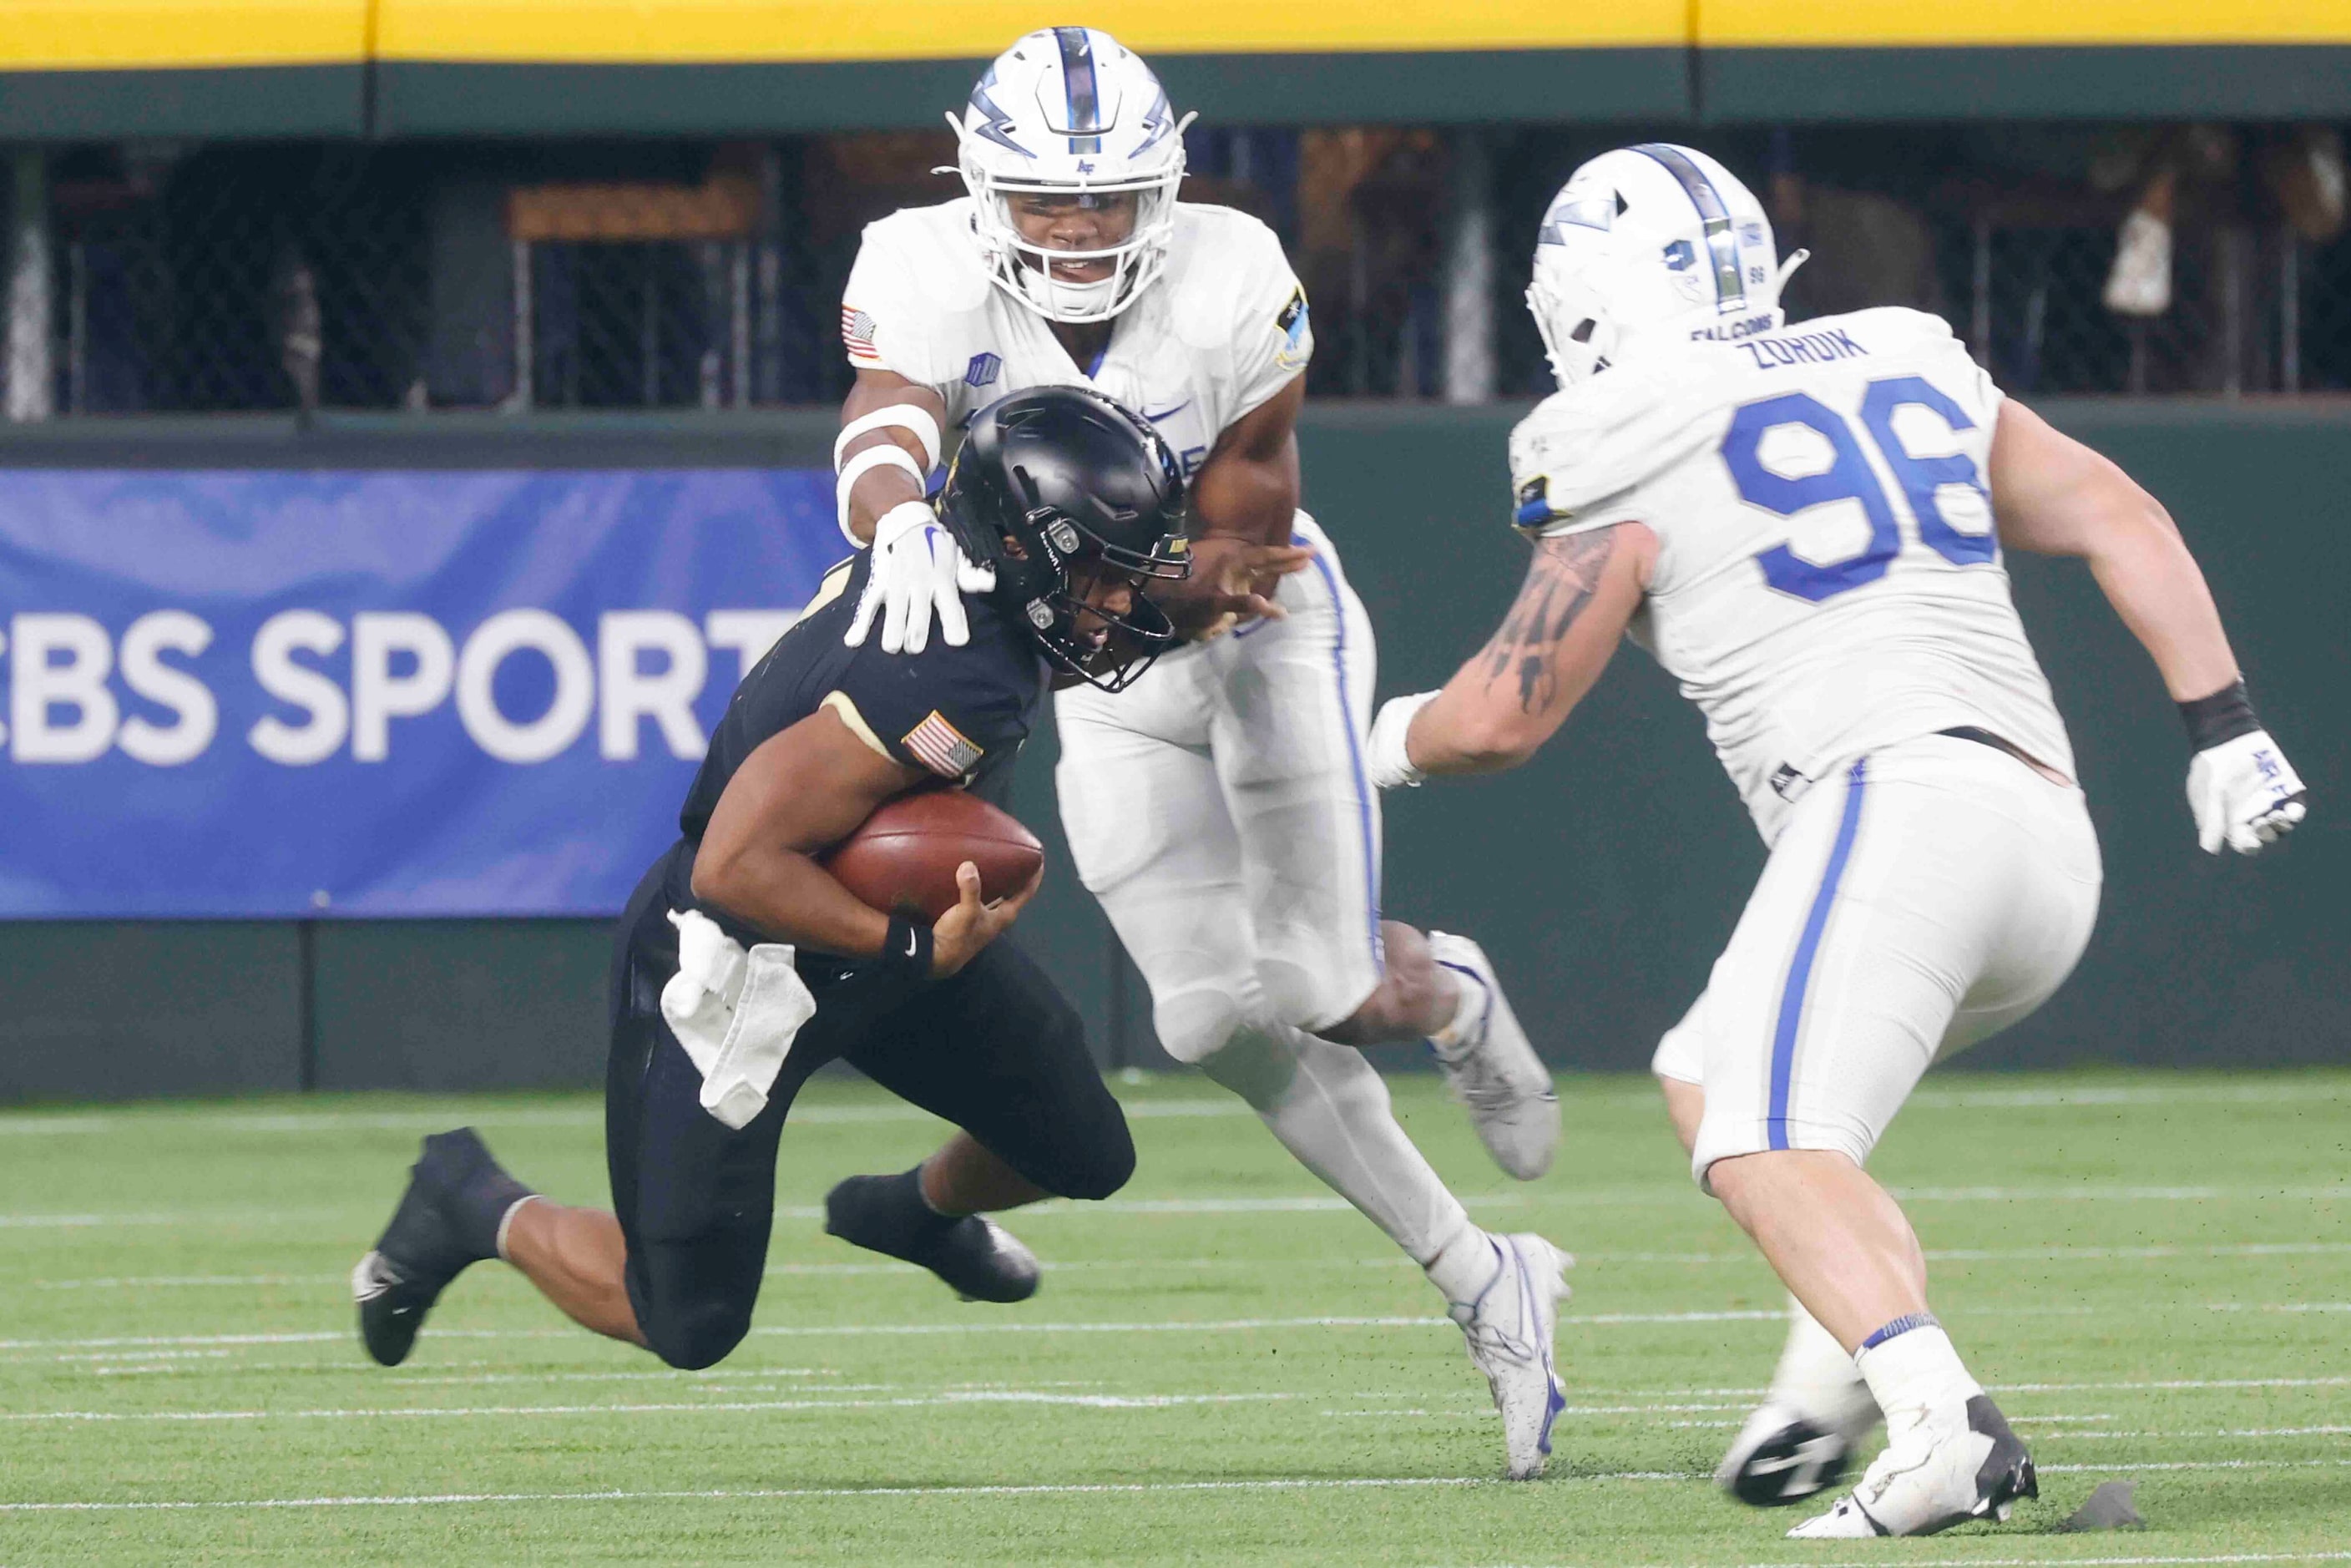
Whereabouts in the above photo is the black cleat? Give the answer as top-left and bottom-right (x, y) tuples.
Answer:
(353, 1129), (525, 1367)
(824, 1172), (1042, 1304)
(1967, 1393), (2040, 1520)
(1722, 1414), (1856, 1507)
(1790, 1393), (2039, 1538)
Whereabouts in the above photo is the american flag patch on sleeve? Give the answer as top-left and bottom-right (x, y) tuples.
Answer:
(842, 306), (880, 362)
(901, 710), (984, 779)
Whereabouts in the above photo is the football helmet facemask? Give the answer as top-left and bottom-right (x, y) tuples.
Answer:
(947, 27), (1192, 324)
(939, 385), (1191, 692)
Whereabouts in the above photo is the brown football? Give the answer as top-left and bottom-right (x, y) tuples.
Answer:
(822, 789), (1044, 923)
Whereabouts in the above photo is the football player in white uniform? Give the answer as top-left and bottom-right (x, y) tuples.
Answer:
(825, 28), (1570, 1479)
(1365, 144), (2309, 1535)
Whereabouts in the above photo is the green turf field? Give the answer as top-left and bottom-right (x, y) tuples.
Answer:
(2, 1070), (2346, 1565)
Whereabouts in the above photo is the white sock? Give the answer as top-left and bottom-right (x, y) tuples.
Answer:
(1854, 1317), (1979, 1424)
(1424, 1225), (1501, 1303)
(1428, 969), (1488, 1055)
(1201, 1024), (1473, 1266)
(1768, 1294), (1863, 1404)
(493, 1194), (541, 1262)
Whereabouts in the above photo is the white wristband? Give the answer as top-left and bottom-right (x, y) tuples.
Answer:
(1366, 690), (1439, 791)
(834, 403), (943, 473)
(836, 445), (926, 544)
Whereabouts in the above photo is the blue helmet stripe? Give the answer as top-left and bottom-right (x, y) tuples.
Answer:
(1631, 143), (1745, 313)
(1054, 27), (1105, 154)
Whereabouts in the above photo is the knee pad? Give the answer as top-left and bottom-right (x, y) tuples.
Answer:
(1054, 1117), (1137, 1202)
(644, 1294), (751, 1371)
(1256, 941), (1382, 1037)
(1196, 1024), (1302, 1110)
(629, 1242), (756, 1371)
(1152, 979), (1253, 1067)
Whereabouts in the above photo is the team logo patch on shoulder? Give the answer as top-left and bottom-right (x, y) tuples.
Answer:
(842, 306), (880, 362)
(1514, 475), (1559, 531)
(1274, 286), (1310, 370)
(902, 711), (985, 779)
(965, 352), (1002, 388)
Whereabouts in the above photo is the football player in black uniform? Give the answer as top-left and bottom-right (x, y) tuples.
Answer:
(354, 387), (1191, 1371)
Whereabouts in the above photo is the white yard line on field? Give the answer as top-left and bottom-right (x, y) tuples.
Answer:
(2, 1390), (1309, 1423)
(1888, 1186), (2351, 1201)
(0, 1099), (1253, 1138)
(9, 1184), (2345, 1235)
(25, 1238), (2351, 1294)
(1904, 1081), (2351, 1109)
(4, 1076), (2338, 1139)
(2000, 1375), (2351, 1393)
(2039, 1458), (2351, 1474)
(2031, 1425), (2351, 1439)
(32, 1302), (2351, 1357)
(1469, 1551), (2351, 1568)
(2207, 1302), (2351, 1313)
(0, 1475), (1499, 1511)
(11, 1459), (2351, 1519)
(29, 1274), (338, 1290)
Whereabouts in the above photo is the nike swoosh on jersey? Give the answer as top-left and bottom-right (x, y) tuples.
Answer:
(1141, 400), (1191, 423)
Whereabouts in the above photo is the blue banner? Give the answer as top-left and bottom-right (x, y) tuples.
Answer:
(0, 469), (843, 918)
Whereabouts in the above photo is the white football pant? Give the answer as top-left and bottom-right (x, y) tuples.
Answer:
(1059, 513), (1472, 1265)
(1653, 732), (2102, 1188)
(1058, 512), (1385, 1047)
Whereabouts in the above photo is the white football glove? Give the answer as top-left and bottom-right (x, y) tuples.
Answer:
(843, 500), (997, 655)
(2187, 728), (2308, 855)
(1366, 691), (1438, 791)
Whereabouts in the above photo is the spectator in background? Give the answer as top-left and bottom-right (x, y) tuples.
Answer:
(2104, 125), (2346, 316)
(1296, 129), (1450, 397)
(1762, 128), (1949, 323)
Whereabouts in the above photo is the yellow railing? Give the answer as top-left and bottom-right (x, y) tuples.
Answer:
(3, 0), (2349, 72)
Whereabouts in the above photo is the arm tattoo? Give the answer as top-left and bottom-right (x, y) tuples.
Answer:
(1478, 528), (1620, 714)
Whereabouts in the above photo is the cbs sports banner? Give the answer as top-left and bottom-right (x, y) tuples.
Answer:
(0, 471), (841, 918)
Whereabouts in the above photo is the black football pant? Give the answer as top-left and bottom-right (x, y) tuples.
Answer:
(603, 851), (1134, 1370)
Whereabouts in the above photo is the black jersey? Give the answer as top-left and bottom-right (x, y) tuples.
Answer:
(679, 552), (1048, 842)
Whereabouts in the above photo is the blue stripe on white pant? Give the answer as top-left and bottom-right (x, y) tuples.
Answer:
(1302, 533), (1384, 977)
(1766, 757), (1868, 1150)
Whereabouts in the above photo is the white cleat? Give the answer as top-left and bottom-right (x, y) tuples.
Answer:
(1427, 933), (1560, 1180)
(1449, 1232), (1572, 1479)
(1788, 1393), (2037, 1538)
(1716, 1386), (1883, 1507)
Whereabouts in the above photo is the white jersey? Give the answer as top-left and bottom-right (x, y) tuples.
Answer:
(841, 198), (1311, 476)
(1511, 306), (2074, 842)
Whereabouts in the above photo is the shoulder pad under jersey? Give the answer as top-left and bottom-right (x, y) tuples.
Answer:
(858, 200), (993, 316)
(1508, 347), (1732, 532)
(1165, 204), (1293, 351)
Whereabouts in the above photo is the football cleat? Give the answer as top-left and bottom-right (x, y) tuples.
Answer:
(1788, 1393), (2037, 1538)
(824, 1175), (1043, 1303)
(1427, 933), (1560, 1180)
(353, 1130), (508, 1368)
(1449, 1232), (1573, 1479)
(1716, 1394), (1879, 1507)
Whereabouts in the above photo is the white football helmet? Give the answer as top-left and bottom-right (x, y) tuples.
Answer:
(1525, 143), (1805, 385)
(948, 28), (1192, 324)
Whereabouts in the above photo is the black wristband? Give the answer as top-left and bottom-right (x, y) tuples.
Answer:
(2179, 679), (2262, 752)
(874, 912), (935, 989)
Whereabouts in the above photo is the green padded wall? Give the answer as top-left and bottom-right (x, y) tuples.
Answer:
(0, 401), (2341, 1098)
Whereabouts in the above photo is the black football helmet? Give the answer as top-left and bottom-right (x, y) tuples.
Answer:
(939, 385), (1191, 691)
